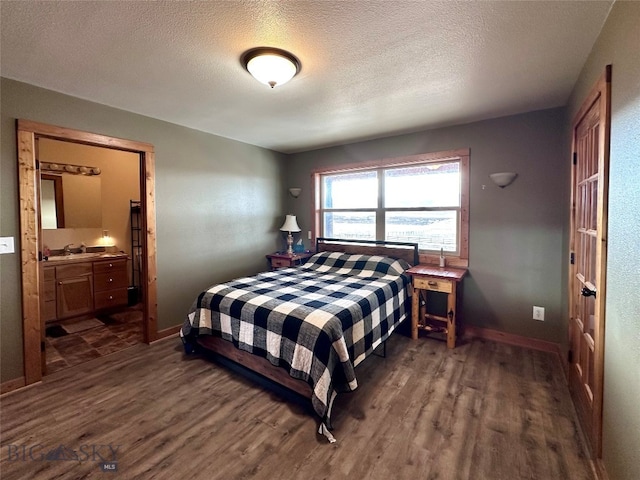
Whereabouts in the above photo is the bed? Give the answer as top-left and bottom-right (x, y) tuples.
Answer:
(180, 238), (418, 442)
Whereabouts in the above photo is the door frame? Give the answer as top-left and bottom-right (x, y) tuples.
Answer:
(567, 65), (611, 459)
(17, 119), (158, 385)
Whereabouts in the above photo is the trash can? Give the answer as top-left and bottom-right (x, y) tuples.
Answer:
(127, 286), (139, 306)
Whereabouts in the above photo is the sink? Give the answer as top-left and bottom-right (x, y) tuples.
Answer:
(46, 253), (103, 261)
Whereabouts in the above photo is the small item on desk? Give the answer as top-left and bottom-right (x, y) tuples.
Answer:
(439, 248), (446, 268)
(43, 245), (50, 260)
(293, 239), (305, 253)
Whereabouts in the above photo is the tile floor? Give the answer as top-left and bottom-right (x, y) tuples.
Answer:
(45, 307), (143, 374)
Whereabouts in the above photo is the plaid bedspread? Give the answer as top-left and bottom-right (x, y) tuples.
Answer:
(180, 252), (411, 422)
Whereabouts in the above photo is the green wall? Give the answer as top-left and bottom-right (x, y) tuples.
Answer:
(0, 78), (286, 383)
(567, 2), (640, 479)
(285, 108), (568, 343)
(2, 7), (637, 474)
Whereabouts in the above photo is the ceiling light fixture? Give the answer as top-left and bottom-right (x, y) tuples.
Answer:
(241, 47), (301, 88)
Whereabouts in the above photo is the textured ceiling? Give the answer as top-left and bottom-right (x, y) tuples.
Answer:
(1, 1), (613, 153)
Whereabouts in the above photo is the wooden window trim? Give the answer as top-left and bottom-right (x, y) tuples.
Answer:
(311, 148), (469, 267)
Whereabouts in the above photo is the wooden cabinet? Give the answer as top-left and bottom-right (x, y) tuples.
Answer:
(41, 266), (57, 322)
(41, 255), (129, 323)
(266, 252), (314, 270)
(93, 259), (128, 310)
(55, 263), (94, 319)
(406, 265), (467, 349)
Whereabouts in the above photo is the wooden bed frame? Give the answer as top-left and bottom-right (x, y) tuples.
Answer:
(195, 238), (419, 410)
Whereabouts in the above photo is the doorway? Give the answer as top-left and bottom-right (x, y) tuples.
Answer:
(568, 65), (611, 459)
(39, 139), (143, 374)
(17, 119), (158, 385)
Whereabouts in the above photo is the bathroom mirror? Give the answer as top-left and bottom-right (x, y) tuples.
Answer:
(40, 172), (102, 229)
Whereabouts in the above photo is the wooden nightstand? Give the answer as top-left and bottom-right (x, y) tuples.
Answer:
(266, 252), (314, 270)
(406, 264), (468, 349)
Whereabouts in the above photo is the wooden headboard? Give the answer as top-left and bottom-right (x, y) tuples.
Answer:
(315, 237), (419, 266)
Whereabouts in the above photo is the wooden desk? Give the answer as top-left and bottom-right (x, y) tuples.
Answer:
(406, 265), (468, 349)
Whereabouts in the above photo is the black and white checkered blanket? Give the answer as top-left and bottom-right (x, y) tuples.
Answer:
(181, 252), (411, 422)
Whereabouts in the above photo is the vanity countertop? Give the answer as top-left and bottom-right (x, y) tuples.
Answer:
(43, 253), (129, 265)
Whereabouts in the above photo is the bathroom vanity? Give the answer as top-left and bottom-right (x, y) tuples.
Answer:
(41, 253), (129, 322)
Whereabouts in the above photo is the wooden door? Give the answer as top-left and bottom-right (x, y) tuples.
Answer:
(56, 275), (94, 319)
(568, 66), (611, 458)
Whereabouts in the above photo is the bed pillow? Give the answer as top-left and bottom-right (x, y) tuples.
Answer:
(302, 251), (410, 278)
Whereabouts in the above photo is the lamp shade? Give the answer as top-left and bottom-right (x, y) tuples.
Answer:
(280, 215), (301, 232)
(288, 187), (302, 198)
(489, 172), (518, 188)
(242, 47), (301, 88)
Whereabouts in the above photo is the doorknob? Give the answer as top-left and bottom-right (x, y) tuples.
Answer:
(581, 286), (596, 298)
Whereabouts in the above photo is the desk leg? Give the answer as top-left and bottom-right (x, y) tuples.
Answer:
(411, 287), (419, 340)
(446, 287), (456, 349)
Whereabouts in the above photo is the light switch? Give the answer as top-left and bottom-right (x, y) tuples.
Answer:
(0, 237), (15, 254)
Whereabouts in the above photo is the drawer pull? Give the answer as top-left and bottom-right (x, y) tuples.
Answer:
(109, 278), (113, 282)
(109, 263), (113, 268)
(109, 295), (113, 300)
(428, 281), (438, 287)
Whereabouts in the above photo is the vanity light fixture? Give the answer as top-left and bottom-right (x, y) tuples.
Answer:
(489, 172), (518, 188)
(241, 47), (301, 88)
(280, 215), (301, 255)
(288, 187), (302, 198)
(40, 161), (101, 176)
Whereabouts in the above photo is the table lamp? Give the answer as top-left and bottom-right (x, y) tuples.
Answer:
(280, 215), (301, 255)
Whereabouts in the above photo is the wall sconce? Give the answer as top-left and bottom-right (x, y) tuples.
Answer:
(280, 215), (301, 255)
(40, 161), (101, 176)
(489, 172), (518, 188)
(241, 47), (301, 88)
(288, 187), (302, 198)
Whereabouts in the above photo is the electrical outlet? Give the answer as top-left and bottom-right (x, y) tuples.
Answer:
(533, 306), (545, 321)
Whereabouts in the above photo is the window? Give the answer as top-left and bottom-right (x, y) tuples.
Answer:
(313, 149), (469, 264)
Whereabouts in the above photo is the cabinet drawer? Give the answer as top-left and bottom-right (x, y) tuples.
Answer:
(413, 276), (453, 294)
(55, 262), (93, 279)
(271, 258), (291, 268)
(93, 259), (127, 274)
(94, 270), (128, 292)
(94, 289), (128, 310)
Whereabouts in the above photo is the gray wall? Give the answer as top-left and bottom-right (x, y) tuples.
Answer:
(1, 78), (286, 383)
(567, 2), (640, 479)
(286, 108), (568, 343)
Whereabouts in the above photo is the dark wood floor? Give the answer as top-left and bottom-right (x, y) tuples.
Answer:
(45, 308), (143, 374)
(0, 333), (594, 480)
